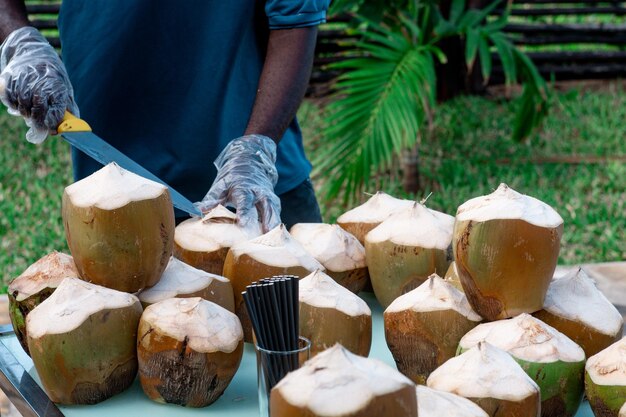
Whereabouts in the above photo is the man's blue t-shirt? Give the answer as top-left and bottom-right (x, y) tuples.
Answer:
(57, 0), (328, 202)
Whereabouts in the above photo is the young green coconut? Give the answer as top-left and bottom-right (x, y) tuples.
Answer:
(270, 344), (418, 417)
(62, 163), (175, 293)
(174, 204), (261, 275)
(444, 261), (464, 292)
(26, 278), (142, 404)
(137, 297), (243, 407)
(533, 267), (623, 358)
(384, 274), (482, 384)
(290, 223), (368, 293)
(458, 314), (586, 417)
(365, 203), (454, 308)
(299, 270), (372, 357)
(453, 184), (563, 321)
(138, 257), (234, 312)
(585, 337), (626, 417)
(416, 385), (489, 417)
(8, 251), (79, 355)
(223, 224), (324, 341)
(427, 342), (541, 417)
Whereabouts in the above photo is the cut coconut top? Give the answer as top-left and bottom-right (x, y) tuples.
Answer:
(456, 183), (563, 228)
(299, 270), (371, 317)
(544, 268), (623, 336)
(174, 205), (261, 252)
(64, 163), (167, 210)
(427, 342), (540, 401)
(138, 257), (229, 304)
(9, 252), (79, 302)
(142, 297), (242, 353)
(416, 385), (489, 417)
(365, 203), (454, 249)
(385, 275), (481, 321)
(459, 313), (585, 363)
(586, 337), (626, 386)
(228, 224), (324, 271)
(27, 278), (140, 339)
(290, 223), (366, 272)
(337, 192), (413, 224)
(274, 344), (414, 416)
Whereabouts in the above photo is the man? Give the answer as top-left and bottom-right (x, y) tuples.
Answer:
(0, 0), (328, 231)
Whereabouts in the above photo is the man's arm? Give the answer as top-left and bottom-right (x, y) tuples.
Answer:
(244, 26), (318, 142)
(0, 0), (29, 40)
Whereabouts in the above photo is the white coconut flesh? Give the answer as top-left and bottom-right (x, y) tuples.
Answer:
(299, 270), (371, 317)
(290, 223), (366, 272)
(10, 252), (78, 301)
(228, 224), (324, 271)
(174, 204), (261, 252)
(456, 183), (563, 228)
(544, 268), (623, 337)
(386, 275), (481, 321)
(365, 203), (454, 249)
(586, 337), (626, 386)
(274, 344), (414, 416)
(427, 342), (540, 402)
(337, 192), (413, 225)
(27, 278), (139, 339)
(138, 257), (230, 304)
(459, 314), (585, 363)
(64, 163), (167, 210)
(416, 385), (489, 417)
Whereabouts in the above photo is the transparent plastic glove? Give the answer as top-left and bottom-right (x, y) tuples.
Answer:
(196, 134), (281, 232)
(0, 26), (78, 144)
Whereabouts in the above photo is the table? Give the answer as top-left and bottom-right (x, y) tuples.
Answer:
(0, 293), (595, 417)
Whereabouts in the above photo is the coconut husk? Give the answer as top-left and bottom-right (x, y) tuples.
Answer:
(584, 337), (626, 417)
(444, 261), (464, 292)
(416, 385), (489, 417)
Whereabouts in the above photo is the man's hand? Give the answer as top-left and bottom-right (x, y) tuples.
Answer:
(0, 26), (78, 143)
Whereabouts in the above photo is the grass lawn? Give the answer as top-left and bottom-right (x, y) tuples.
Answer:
(1, 83), (625, 291)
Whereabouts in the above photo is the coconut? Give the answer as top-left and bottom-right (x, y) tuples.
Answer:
(137, 297), (243, 407)
(26, 278), (142, 404)
(174, 205), (261, 275)
(427, 342), (541, 417)
(585, 337), (626, 417)
(444, 261), (464, 292)
(223, 224), (324, 341)
(8, 251), (79, 355)
(290, 223), (368, 293)
(137, 257), (234, 312)
(416, 385), (489, 417)
(299, 270), (372, 357)
(270, 344), (417, 417)
(533, 267), (623, 358)
(62, 163), (174, 292)
(453, 184), (563, 321)
(365, 203), (454, 308)
(458, 314), (586, 417)
(620, 402), (626, 417)
(384, 274), (482, 384)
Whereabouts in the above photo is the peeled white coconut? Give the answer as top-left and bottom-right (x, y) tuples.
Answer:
(290, 223), (368, 293)
(453, 184), (563, 321)
(270, 344), (418, 417)
(223, 224), (324, 341)
(534, 267), (623, 357)
(62, 163), (175, 292)
(384, 274), (482, 384)
(174, 205), (261, 275)
(585, 337), (626, 417)
(8, 251), (79, 355)
(459, 314), (586, 417)
(366, 203), (454, 308)
(26, 278), (142, 404)
(137, 297), (243, 407)
(427, 342), (541, 417)
(299, 270), (372, 357)
(138, 257), (234, 312)
(416, 385), (489, 417)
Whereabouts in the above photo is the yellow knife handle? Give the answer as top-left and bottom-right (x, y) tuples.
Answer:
(57, 111), (92, 133)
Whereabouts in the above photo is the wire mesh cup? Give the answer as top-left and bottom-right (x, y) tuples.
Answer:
(255, 336), (311, 417)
